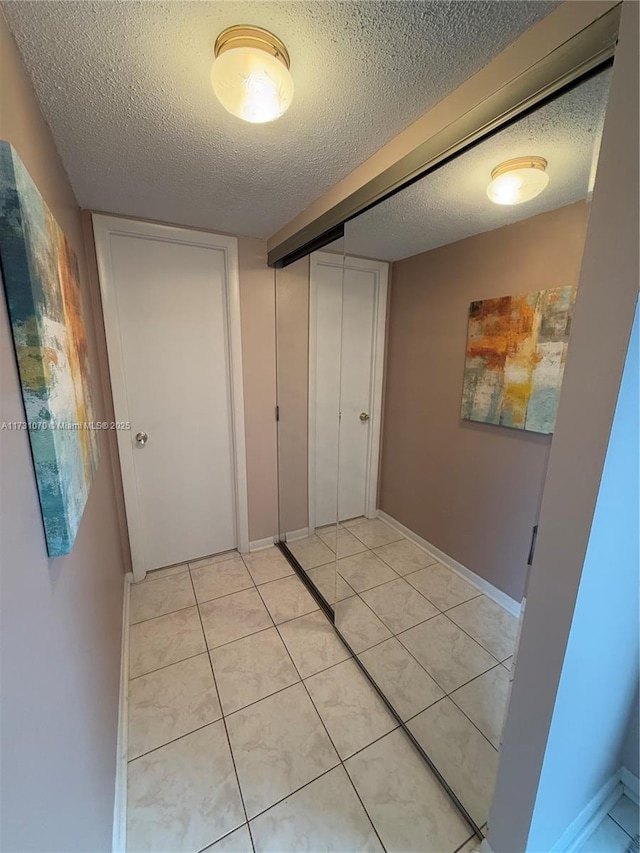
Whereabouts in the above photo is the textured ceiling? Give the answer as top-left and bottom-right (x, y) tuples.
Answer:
(3, 0), (557, 239)
(340, 69), (611, 261)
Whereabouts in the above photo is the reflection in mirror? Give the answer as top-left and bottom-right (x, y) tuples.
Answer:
(275, 240), (345, 607)
(333, 68), (611, 828)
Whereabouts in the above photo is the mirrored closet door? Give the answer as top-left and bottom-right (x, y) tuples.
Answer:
(333, 66), (612, 828)
(275, 65), (612, 834)
(275, 244), (344, 609)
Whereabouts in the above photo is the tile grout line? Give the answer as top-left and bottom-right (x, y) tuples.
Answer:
(129, 648), (211, 682)
(128, 716), (224, 764)
(186, 566), (257, 853)
(438, 607), (509, 665)
(257, 584), (390, 853)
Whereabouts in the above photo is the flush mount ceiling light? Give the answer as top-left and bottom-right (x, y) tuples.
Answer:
(211, 25), (294, 124)
(486, 156), (549, 205)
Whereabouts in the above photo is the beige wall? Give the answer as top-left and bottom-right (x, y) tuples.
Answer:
(0, 12), (125, 851)
(380, 201), (590, 602)
(237, 238), (278, 542)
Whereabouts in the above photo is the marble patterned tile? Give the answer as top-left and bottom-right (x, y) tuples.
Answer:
(190, 551), (241, 570)
(226, 682), (339, 819)
(360, 577), (439, 633)
(191, 557), (254, 604)
(287, 535), (335, 570)
(129, 607), (206, 678)
(337, 551), (398, 593)
(307, 564), (355, 604)
(210, 627), (299, 714)
(317, 527), (368, 558)
(258, 575), (319, 625)
(374, 539), (438, 575)
(305, 658), (397, 758)
(359, 637), (445, 721)
(578, 816), (632, 852)
(408, 697), (499, 827)
(128, 653), (221, 759)
(348, 519), (404, 549)
(609, 794), (639, 839)
(502, 656), (514, 671)
(447, 596), (519, 662)
(203, 825), (253, 852)
(127, 721), (245, 852)
(405, 563), (481, 611)
(242, 547), (295, 585)
(129, 572), (196, 624)
(334, 595), (392, 653)
(199, 588), (273, 650)
(250, 765), (382, 852)
(450, 665), (511, 748)
(142, 562), (190, 581)
(278, 610), (351, 678)
(345, 729), (471, 853)
(398, 615), (497, 693)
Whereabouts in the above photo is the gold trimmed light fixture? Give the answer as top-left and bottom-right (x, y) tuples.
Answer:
(486, 156), (549, 205)
(211, 25), (294, 124)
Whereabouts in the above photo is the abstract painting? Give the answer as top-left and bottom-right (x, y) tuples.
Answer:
(0, 141), (99, 556)
(461, 285), (576, 434)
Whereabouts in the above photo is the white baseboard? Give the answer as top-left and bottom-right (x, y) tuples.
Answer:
(549, 770), (624, 852)
(377, 511), (522, 618)
(112, 572), (131, 853)
(284, 527), (309, 543)
(249, 536), (275, 551)
(621, 766), (640, 805)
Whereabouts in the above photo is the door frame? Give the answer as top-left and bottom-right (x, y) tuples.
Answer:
(308, 251), (388, 532)
(92, 214), (249, 580)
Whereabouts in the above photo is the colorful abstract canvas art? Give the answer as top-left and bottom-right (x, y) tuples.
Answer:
(0, 141), (99, 556)
(461, 285), (576, 434)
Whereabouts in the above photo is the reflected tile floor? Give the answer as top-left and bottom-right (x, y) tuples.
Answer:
(126, 547), (479, 852)
(579, 795), (639, 852)
(289, 517), (522, 828)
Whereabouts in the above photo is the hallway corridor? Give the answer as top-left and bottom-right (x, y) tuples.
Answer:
(126, 547), (480, 852)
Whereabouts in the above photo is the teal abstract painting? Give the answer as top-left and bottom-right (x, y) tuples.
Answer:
(0, 141), (99, 556)
(461, 285), (576, 434)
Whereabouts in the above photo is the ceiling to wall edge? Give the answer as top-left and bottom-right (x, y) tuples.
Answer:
(267, 2), (621, 269)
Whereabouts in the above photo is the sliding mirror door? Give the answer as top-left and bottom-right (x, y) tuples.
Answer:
(275, 243), (345, 608)
(334, 67), (612, 828)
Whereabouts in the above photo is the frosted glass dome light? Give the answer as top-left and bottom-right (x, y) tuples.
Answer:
(487, 156), (549, 205)
(211, 26), (294, 124)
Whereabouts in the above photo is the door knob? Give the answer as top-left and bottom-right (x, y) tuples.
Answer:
(135, 431), (148, 446)
(359, 412), (370, 422)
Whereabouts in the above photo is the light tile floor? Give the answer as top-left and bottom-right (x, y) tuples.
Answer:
(290, 517), (520, 828)
(126, 547), (480, 852)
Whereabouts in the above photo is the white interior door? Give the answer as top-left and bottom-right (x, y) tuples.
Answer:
(338, 268), (377, 521)
(310, 253), (388, 528)
(93, 216), (248, 578)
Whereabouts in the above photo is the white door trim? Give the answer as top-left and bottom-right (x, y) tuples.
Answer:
(308, 251), (388, 531)
(92, 214), (249, 581)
